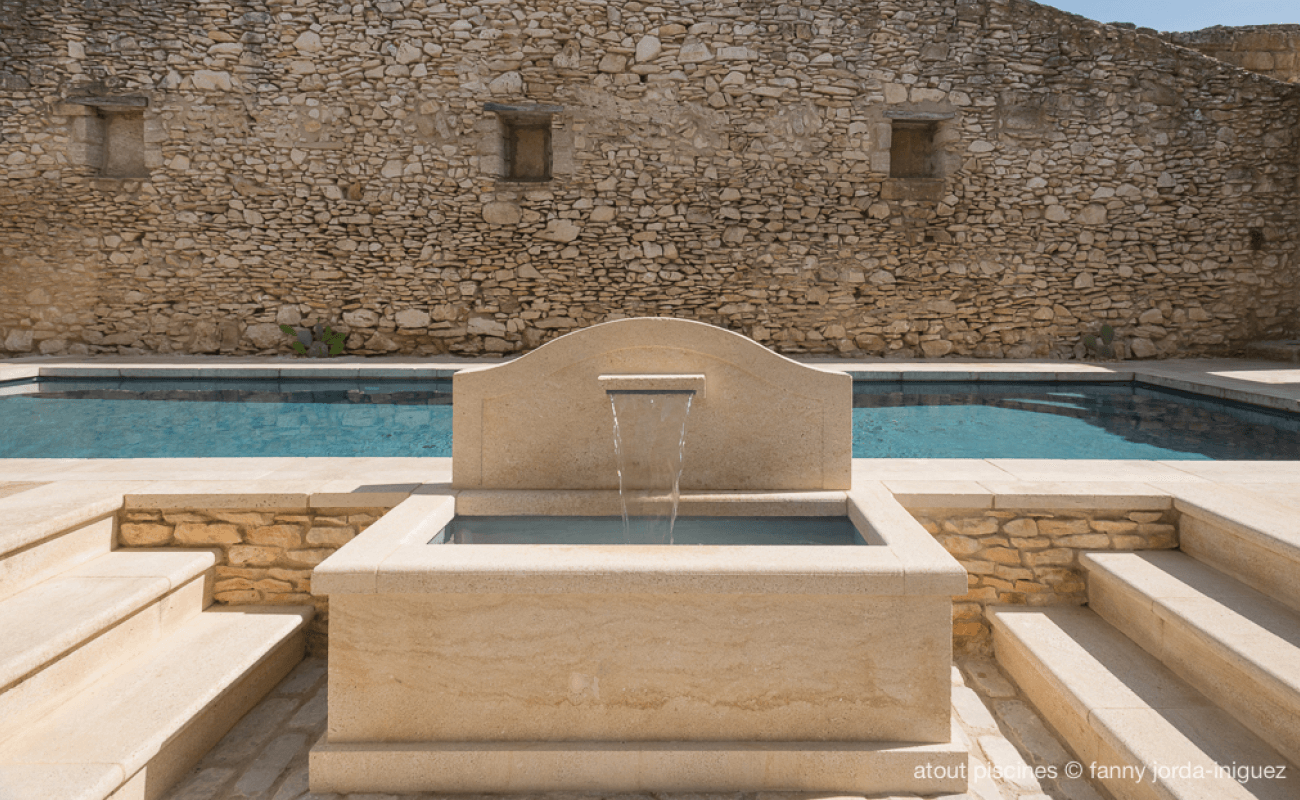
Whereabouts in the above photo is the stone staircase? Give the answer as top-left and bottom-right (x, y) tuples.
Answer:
(992, 487), (1300, 800)
(0, 483), (311, 800)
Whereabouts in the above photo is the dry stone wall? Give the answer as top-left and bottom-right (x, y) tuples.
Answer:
(117, 506), (390, 655)
(1166, 25), (1300, 86)
(913, 506), (1179, 654)
(2, 0), (1298, 360)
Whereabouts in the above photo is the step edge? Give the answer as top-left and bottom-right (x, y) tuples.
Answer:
(0, 606), (313, 777)
(0, 552), (217, 693)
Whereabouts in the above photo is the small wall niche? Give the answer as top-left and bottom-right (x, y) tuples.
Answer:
(890, 120), (939, 179)
(67, 96), (151, 179)
(101, 110), (147, 178)
(483, 102), (564, 183)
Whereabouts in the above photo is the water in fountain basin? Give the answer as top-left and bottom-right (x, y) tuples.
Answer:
(608, 390), (693, 544)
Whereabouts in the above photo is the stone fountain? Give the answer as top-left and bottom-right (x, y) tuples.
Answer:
(310, 317), (968, 794)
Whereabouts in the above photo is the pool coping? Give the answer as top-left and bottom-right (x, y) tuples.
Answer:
(3, 355), (1300, 414)
(1, 357), (1298, 517)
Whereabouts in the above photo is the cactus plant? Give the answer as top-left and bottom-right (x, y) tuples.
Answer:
(280, 322), (345, 357)
(1081, 324), (1116, 360)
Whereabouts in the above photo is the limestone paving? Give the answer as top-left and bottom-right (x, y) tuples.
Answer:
(162, 656), (1097, 800)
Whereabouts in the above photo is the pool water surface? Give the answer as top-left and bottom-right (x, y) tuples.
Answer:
(2, 377), (1298, 460)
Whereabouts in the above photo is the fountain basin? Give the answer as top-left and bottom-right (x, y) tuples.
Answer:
(310, 319), (967, 794)
(310, 485), (967, 793)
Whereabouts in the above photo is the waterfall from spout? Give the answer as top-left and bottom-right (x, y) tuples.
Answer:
(608, 391), (694, 544)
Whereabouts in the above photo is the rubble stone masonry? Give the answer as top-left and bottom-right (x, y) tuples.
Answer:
(1167, 25), (1300, 86)
(913, 506), (1179, 654)
(1, 0), (1298, 360)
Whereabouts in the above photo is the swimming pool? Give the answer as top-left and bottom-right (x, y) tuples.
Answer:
(2, 376), (1298, 460)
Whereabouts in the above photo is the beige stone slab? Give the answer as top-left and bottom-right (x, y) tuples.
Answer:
(311, 493), (456, 595)
(52, 459), (297, 480)
(1167, 483), (1300, 558)
(0, 363), (41, 382)
(327, 592), (952, 744)
(0, 763), (125, 800)
(1159, 460), (1300, 483)
(1180, 514), (1300, 615)
(122, 481), (320, 509)
(0, 481), (140, 556)
(309, 733), (969, 794)
(1155, 596), (1300, 764)
(308, 483), (414, 509)
(377, 542), (907, 595)
(0, 552), (214, 695)
(1089, 707), (1295, 800)
(848, 482), (967, 596)
(0, 573), (209, 743)
(989, 607), (1214, 712)
(990, 611), (1109, 782)
(0, 607), (311, 784)
(984, 459), (1207, 483)
(0, 482), (46, 501)
(0, 517), (114, 605)
(979, 481), (1172, 511)
(453, 318), (851, 492)
(0, 459), (85, 480)
(882, 481), (994, 510)
(1207, 368), (1300, 386)
(1085, 551), (1300, 764)
(253, 457), (453, 484)
(853, 459), (1015, 481)
(0, 574), (170, 690)
(453, 489), (848, 517)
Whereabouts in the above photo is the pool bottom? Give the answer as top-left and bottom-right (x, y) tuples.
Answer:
(436, 515), (867, 545)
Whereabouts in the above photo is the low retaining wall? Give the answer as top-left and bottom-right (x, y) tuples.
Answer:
(912, 507), (1179, 654)
(117, 500), (1180, 656)
(118, 507), (390, 654)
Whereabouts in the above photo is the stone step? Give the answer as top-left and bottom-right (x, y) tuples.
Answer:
(0, 549), (216, 743)
(1083, 550), (1300, 766)
(1165, 485), (1300, 614)
(0, 605), (311, 800)
(991, 606), (1296, 800)
(0, 481), (143, 603)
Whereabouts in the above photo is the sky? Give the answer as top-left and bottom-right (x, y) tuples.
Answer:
(1042, 0), (1299, 33)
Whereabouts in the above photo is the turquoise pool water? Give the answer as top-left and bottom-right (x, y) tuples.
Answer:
(436, 515), (868, 546)
(2, 377), (1298, 459)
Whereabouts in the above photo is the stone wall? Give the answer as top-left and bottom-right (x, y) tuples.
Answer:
(117, 507), (390, 655)
(912, 506), (1179, 654)
(2, 0), (1298, 360)
(1166, 25), (1300, 85)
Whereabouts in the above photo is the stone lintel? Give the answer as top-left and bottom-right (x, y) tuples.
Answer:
(67, 95), (150, 108)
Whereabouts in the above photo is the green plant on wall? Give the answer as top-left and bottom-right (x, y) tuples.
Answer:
(1081, 324), (1116, 360)
(280, 322), (345, 357)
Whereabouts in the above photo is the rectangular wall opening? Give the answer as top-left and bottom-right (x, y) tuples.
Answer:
(101, 110), (147, 178)
(890, 121), (938, 179)
(504, 119), (552, 182)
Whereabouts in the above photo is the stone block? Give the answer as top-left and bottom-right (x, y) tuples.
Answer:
(248, 524), (303, 549)
(228, 546), (281, 567)
(1038, 519), (1091, 537)
(175, 523), (242, 546)
(284, 548), (334, 567)
(306, 526), (355, 546)
(119, 523), (174, 546)
(944, 517), (1000, 537)
(1055, 534), (1111, 549)
(1023, 548), (1074, 567)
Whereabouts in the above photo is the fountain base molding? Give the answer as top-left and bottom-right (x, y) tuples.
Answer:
(310, 320), (969, 794)
(311, 733), (968, 794)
